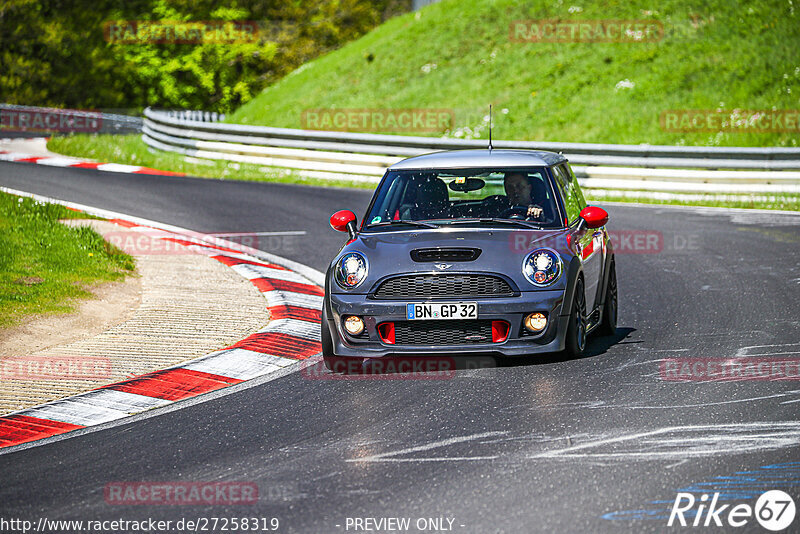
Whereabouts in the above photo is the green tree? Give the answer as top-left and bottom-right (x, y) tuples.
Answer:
(0, 0), (410, 112)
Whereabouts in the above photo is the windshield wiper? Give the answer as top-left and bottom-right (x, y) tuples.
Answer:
(444, 218), (542, 229)
(366, 220), (439, 229)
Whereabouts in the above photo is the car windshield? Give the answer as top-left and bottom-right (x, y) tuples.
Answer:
(363, 168), (563, 230)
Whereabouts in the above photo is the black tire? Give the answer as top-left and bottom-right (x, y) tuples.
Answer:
(564, 277), (587, 358)
(598, 259), (617, 336)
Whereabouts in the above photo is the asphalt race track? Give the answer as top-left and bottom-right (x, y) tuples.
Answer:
(1, 160), (799, 533)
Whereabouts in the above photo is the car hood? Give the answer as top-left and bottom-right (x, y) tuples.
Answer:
(331, 227), (573, 294)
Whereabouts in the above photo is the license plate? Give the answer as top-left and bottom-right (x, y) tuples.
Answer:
(406, 302), (478, 320)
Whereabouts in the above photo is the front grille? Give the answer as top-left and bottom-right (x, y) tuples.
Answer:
(411, 248), (481, 262)
(394, 320), (493, 345)
(372, 274), (515, 299)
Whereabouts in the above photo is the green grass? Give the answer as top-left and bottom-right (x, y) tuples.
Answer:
(0, 192), (136, 328)
(48, 134), (378, 190)
(230, 0), (800, 148)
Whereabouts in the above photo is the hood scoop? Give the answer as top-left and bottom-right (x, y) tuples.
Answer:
(411, 247), (482, 262)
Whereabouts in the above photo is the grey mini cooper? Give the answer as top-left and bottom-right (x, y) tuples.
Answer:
(322, 149), (617, 371)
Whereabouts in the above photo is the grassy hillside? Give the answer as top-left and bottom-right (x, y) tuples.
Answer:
(229, 0), (800, 147)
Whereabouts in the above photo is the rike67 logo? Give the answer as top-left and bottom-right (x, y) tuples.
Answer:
(668, 490), (796, 530)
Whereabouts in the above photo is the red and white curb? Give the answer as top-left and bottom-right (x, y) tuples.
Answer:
(0, 148), (183, 176)
(0, 188), (322, 449)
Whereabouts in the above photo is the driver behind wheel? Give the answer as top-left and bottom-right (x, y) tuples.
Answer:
(503, 172), (544, 219)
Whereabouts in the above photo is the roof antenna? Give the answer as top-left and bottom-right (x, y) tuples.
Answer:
(488, 104), (493, 151)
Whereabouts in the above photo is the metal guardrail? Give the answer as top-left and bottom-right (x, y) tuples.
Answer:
(144, 108), (800, 169)
(1, 104), (143, 135)
(142, 107), (800, 193)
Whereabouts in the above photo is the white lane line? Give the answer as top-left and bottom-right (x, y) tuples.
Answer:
(503, 391), (800, 412)
(619, 392), (800, 410)
(347, 431), (507, 463)
(735, 343), (800, 357)
(528, 422), (800, 460)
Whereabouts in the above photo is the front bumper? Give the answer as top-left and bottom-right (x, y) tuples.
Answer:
(326, 290), (568, 358)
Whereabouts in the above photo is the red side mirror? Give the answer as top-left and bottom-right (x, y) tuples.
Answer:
(579, 206), (609, 229)
(330, 210), (357, 233)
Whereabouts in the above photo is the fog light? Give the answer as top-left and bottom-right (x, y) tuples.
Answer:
(343, 316), (365, 336)
(524, 313), (547, 332)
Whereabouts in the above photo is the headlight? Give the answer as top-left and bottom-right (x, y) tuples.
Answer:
(335, 252), (368, 289)
(523, 249), (562, 287)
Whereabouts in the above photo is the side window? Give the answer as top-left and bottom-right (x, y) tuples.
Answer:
(370, 173), (406, 223)
(564, 163), (587, 209)
(553, 164), (584, 224)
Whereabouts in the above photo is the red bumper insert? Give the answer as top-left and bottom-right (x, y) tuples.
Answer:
(378, 322), (395, 344)
(492, 320), (510, 343)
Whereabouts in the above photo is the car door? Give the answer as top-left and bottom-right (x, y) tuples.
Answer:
(553, 163), (603, 313)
